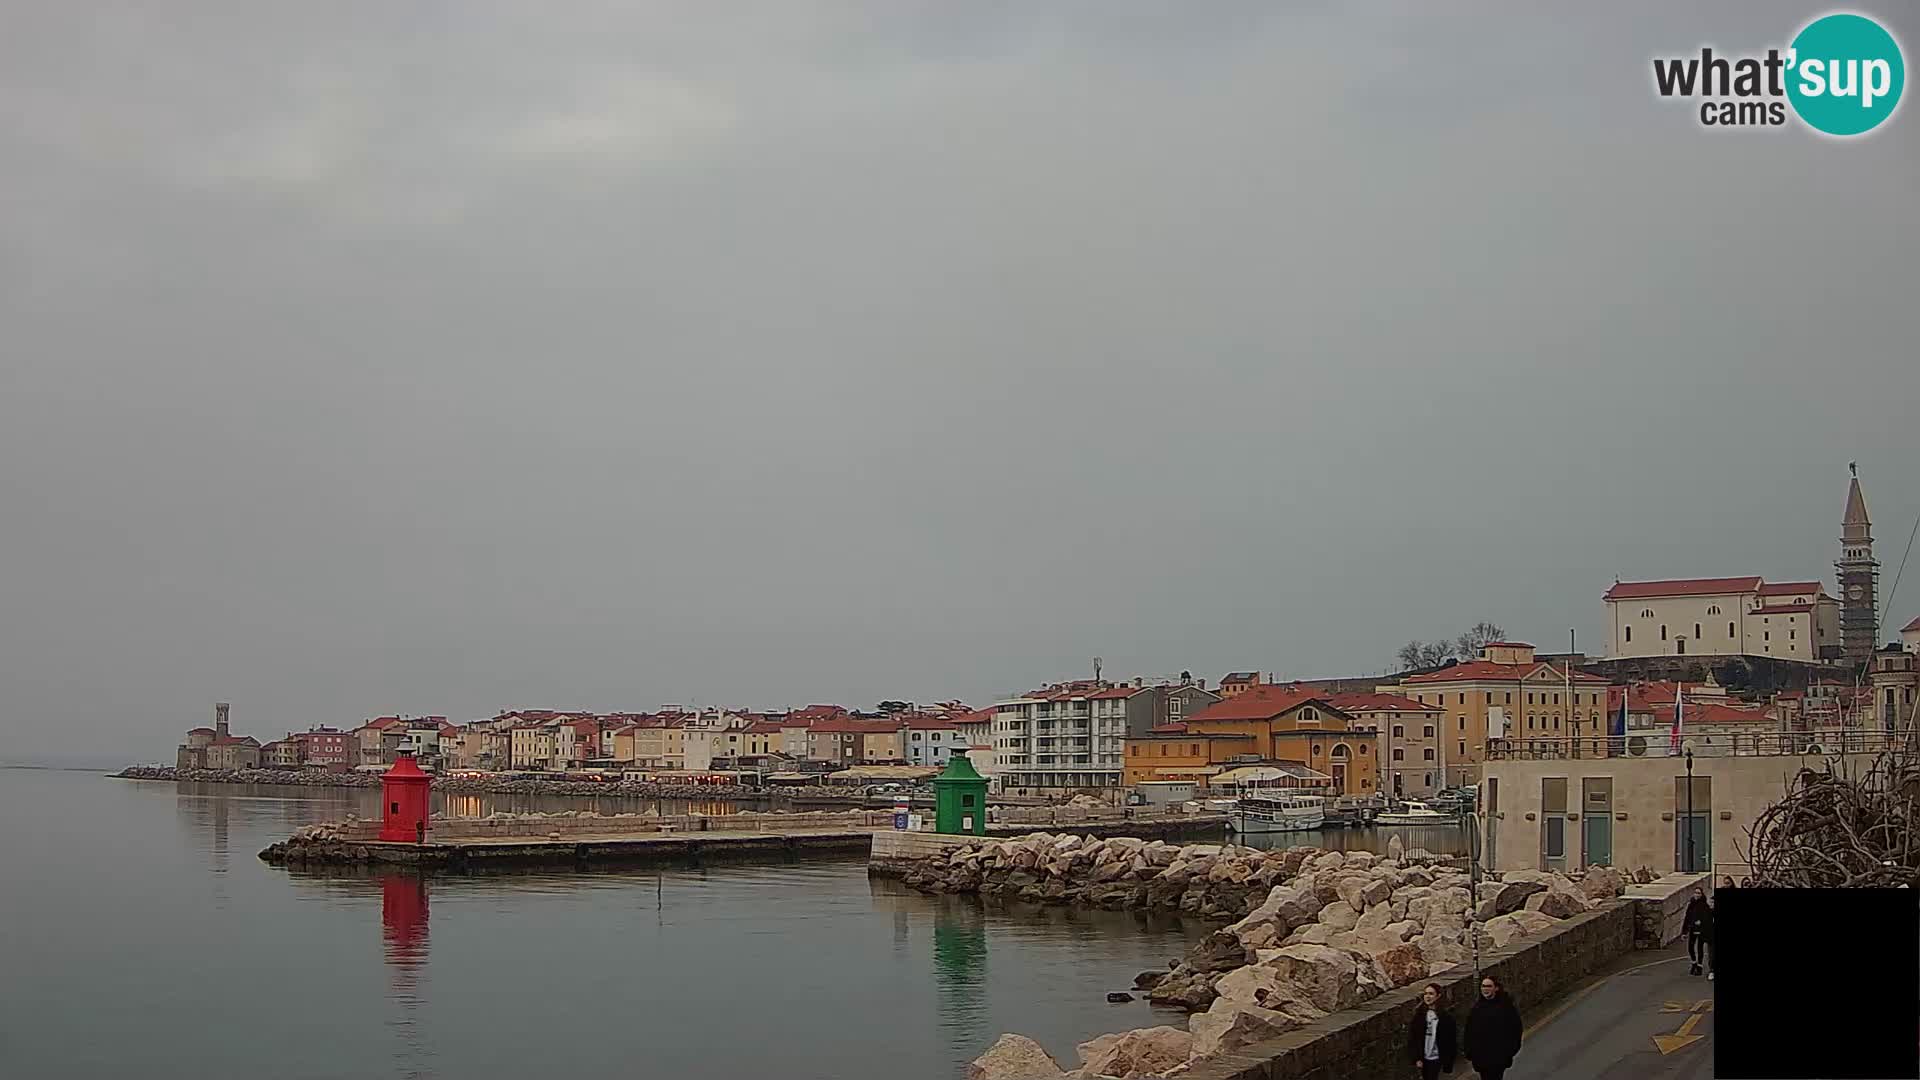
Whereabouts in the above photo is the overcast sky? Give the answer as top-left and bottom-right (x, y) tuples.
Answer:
(3, 2), (1916, 764)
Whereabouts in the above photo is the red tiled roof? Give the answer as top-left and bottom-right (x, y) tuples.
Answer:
(1088, 687), (1143, 700)
(187, 727), (215, 735)
(1324, 692), (1440, 713)
(1403, 660), (1608, 685)
(1604, 576), (1762, 600)
(1220, 672), (1260, 683)
(1186, 685), (1326, 722)
(809, 718), (901, 735)
(1147, 722), (1189, 734)
(744, 721), (785, 734)
(1482, 641), (1533, 649)
(900, 715), (962, 730)
(1757, 581), (1823, 596)
(1903, 616), (1920, 633)
(950, 708), (995, 726)
(211, 735), (259, 746)
(1650, 702), (1775, 726)
(789, 705), (850, 722)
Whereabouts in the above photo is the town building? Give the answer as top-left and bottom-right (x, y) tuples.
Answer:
(1324, 692), (1444, 796)
(1837, 467), (1879, 665)
(1478, 732), (1898, 878)
(806, 718), (904, 766)
(1217, 672), (1264, 699)
(1603, 576), (1840, 662)
(1123, 685), (1380, 796)
(1869, 644), (1918, 733)
(990, 681), (1130, 797)
(1387, 642), (1611, 788)
(900, 714), (963, 767)
(293, 728), (353, 769)
(631, 718), (687, 770)
(1903, 615), (1920, 654)
(261, 738), (299, 768)
(176, 703), (261, 770)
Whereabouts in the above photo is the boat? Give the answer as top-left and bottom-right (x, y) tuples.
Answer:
(1374, 800), (1461, 827)
(1227, 792), (1327, 834)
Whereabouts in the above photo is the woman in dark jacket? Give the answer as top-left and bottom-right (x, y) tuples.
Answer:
(1406, 982), (1457, 1079)
(1464, 974), (1522, 1080)
(1684, 887), (1712, 975)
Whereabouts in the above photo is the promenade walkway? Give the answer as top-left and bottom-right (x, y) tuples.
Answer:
(1461, 946), (1713, 1079)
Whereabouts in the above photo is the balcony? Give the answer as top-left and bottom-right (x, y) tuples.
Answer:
(1485, 731), (1907, 761)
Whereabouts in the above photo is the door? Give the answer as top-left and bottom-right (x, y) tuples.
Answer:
(1675, 775), (1711, 872)
(1582, 778), (1613, 867)
(1541, 777), (1568, 873)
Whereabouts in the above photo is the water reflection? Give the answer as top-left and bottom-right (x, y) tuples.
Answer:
(933, 901), (989, 1065)
(382, 874), (433, 1079)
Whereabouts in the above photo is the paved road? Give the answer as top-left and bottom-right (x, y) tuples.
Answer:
(1461, 948), (1716, 1080)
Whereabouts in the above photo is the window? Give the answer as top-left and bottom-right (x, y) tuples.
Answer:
(1528, 693), (1535, 705)
(1764, 631), (1770, 642)
(1625, 626), (1632, 642)
(1459, 717), (1466, 731)
(1694, 623), (1702, 639)
(1707, 605), (1721, 615)
(1423, 725), (1436, 738)
(1729, 622), (1736, 637)
(1458, 693), (1465, 705)
(1393, 749), (1405, 761)
(1660, 625), (1668, 640)
(1359, 744), (1369, 755)
(1641, 608), (1654, 618)
(1790, 629), (1796, 640)
(1457, 741), (1466, 757)
(1423, 748), (1435, 760)
(1392, 725), (1405, 738)
(1505, 693), (1513, 705)
(1553, 694), (1560, 705)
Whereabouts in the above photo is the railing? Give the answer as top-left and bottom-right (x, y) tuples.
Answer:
(1485, 731), (1909, 761)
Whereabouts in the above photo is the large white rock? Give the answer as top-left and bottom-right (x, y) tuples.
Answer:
(1256, 943), (1366, 1014)
(1189, 1003), (1297, 1058)
(1484, 909), (1559, 949)
(1076, 1025), (1193, 1079)
(968, 1034), (1065, 1080)
(1317, 901), (1359, 931)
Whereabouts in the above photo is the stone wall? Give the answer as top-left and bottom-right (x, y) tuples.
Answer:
(1626, 873), (1710, 948)
(1178, 903), (1637, 1080)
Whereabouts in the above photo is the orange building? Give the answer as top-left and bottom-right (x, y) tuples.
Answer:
(1123, 685), (1379, 795)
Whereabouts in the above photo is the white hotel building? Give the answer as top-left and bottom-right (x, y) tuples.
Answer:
(991, 682), (1130, 797)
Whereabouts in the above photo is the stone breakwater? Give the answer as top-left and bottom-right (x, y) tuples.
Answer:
(889, 834), (1627, 1080)
(112, 765), (835, 803)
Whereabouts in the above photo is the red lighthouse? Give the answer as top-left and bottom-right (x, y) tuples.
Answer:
(378, 752), (432, 843)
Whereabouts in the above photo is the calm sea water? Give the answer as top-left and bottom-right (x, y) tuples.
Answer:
(0, 768), (1236, 1080)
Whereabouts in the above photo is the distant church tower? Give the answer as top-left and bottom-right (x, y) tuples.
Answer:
(1837, 463), (1878, 665)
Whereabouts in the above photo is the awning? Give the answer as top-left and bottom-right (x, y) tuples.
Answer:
(1213, 764), (1332, 786)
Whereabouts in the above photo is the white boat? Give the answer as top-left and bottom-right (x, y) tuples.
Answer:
(1374, 801), (1460, 827)
(1228, 792), (1326, 834)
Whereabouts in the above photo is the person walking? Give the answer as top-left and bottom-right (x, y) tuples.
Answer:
(1684, 887), (1711, 975)
(1464, 974), (1522, 1080)
(1698, 891), (1716, 982)
(1407, 982), (1456, 1079)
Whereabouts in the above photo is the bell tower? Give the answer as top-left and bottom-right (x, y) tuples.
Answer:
(1837, 463), (1878, 666)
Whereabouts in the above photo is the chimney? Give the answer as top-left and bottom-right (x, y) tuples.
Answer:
(215, 702), (231, 739)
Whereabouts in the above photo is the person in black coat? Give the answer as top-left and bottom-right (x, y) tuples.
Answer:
(1407, 982), (1457, 1079)
(1684, 887), (1712, 975)
(1464, 974), (1522, 1080)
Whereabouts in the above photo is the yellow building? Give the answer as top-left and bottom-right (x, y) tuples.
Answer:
(1387, 642), (1610, 787)
(631, 722), (686, 770)
(1123, 686), (1379, 796)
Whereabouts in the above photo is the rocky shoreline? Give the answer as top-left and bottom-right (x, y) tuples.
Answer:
(890, 833), (1628, 1079)
(111, 765), (852, 803)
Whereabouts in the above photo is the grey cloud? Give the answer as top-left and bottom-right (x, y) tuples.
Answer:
(2, 1), (1915, 762)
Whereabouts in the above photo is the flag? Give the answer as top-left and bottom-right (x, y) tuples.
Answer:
(1670, 685), (1684, 754)
(1611, 684), (1628, 752)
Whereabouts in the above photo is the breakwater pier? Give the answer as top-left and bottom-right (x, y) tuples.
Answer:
(259, 808), (1230, 872)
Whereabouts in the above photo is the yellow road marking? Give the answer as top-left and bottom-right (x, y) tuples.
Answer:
(1654, 1008), (1709, 1054)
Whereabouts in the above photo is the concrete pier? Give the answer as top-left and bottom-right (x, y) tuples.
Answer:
(260, 813), (1232, 873)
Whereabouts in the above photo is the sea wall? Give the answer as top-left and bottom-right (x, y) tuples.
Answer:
(332, 809), (899, 841)
(1178, 903), (1637, 1080)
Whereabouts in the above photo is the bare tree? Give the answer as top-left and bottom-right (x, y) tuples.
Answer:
(1454, 621), (1507, 661)
(1397, 639), (1459, 672)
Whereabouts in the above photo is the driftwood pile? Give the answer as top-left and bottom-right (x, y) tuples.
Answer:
(1745, 750), (1920, 888)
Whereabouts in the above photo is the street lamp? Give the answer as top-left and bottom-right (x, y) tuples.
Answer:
(1684, 748), (1696, 874)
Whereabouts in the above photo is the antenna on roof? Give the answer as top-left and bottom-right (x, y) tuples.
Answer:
(1093, 656), (1103, 682)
